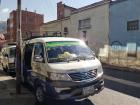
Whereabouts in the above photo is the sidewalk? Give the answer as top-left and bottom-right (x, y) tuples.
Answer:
(0, 69), (35, 105)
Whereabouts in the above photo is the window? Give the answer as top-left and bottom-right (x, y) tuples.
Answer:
(79, 18), (91, 29)
(127, 20), (139, 31)
(34, 43), (45, 62)
(64, 27), (68, 36)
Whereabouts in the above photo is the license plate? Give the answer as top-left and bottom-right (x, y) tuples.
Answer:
(83, 86), (94, 96)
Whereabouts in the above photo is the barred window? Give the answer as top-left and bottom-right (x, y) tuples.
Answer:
(79, 18), (91, 29)
(127, 20), (139, 31)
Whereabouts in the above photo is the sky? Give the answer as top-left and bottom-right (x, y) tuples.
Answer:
(0, 0), (101, 22)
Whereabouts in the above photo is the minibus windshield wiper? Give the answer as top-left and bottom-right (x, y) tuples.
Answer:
(66, 56), (86, 62)
(65, 57), (80, 62)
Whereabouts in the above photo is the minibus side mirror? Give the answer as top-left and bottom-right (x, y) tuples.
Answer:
(34, 55), (44, 62)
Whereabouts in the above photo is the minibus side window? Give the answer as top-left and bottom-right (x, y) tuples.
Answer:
(34, 43), (45, 63)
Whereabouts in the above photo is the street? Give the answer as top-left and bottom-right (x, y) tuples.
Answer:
(1, 0), (140, 105)
(0, 65), (140, 105)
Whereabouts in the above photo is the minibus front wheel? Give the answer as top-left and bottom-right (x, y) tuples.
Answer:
(35, 84), (46, 104)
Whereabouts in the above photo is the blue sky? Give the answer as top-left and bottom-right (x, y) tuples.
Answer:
(0, 0), (101, 22)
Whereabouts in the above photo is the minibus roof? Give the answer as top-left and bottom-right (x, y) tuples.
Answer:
(24, 37), (82, 44)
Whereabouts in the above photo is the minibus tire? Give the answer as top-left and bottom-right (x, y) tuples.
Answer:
(2, 64), (6, 72)
(35, 82), (46, 104)
(3, 67), (8, 72)
(2, 67), (6, 72)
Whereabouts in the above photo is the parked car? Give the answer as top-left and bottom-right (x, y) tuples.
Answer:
(1, 45), (16, 73)
(22, 36), (104, 104)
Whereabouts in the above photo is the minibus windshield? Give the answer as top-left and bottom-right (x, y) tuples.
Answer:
(46, 41), (94, 63)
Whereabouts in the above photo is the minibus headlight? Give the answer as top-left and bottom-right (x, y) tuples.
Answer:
(49, 73), (71, 81)
(97, 66), (103, 75)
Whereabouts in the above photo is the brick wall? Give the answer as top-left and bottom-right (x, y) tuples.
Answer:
(7, 10), (44, 42)
(57, 2), (65, 20)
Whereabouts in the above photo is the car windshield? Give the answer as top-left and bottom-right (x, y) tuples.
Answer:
(9, 47), (16, 58)
(46, 41), (94, 63)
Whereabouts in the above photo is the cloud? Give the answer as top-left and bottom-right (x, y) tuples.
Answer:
(1, 8), (9, 13)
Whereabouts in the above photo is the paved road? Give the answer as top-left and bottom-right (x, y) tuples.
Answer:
(0, 65), (140, 105)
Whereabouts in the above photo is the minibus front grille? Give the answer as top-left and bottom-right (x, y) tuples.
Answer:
(69, 70), (97, 81)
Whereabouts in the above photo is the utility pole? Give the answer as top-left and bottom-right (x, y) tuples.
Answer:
(61, 18), (62, 36)
(16, 0), (22, 94)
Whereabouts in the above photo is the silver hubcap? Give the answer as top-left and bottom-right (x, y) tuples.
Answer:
(36, 87), (44, 102)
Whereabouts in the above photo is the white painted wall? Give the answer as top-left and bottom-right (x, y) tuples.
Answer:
(70, 4), (109, 53)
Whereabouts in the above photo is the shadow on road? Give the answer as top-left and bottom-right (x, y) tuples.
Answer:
(104, 68), (140, 98)
(104, 69), (140, 98)
(104, 68), (140, 83)
(35, 99), (94, 105)
(105, 79), (140, 98)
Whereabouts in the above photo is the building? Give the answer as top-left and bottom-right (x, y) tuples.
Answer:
(0, 21), (7, 33)
(109, 0), (140, 47)
(7, 10), (44, 42)
(98, 0), (140, 68)
(40, 2), (76, 37)
(57, 2), (77, 20)
(70, 0), (110, 53)
(40, 0), (111, 54)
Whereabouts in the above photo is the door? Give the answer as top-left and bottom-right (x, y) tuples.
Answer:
(32, 42), (47, 79)
(22, 43), (34, 84)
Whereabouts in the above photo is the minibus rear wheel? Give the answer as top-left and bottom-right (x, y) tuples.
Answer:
(2, 65), (7, 72)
